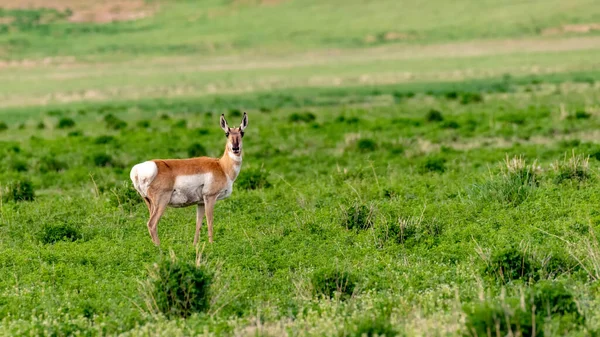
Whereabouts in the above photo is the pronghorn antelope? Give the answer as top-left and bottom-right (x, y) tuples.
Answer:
(130, 112), (248, 245)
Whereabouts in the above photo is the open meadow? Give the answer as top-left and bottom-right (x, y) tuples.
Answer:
(2, 1), (600, 336)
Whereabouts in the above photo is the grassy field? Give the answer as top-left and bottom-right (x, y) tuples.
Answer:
(2, 0), (600, 336)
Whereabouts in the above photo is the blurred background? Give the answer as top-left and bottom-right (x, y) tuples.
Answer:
(0, 0), (599, 111)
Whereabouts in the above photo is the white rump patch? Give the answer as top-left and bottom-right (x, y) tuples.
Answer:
(130, 161), (158, 197)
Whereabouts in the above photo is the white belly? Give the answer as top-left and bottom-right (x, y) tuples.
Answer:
(169, 174), (211, 207)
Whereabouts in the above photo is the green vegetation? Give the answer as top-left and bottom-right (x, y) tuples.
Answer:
(2, 0), (600, 335)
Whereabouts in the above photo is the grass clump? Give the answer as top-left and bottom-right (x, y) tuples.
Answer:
(104, 114), (127, 130)
(187, 143), (207, 157)
(311, 268), (357, 299)
(464, 282), (584, 336)
(289, 112), (316, 123)
(57, 117), (75, 129)
(342, 203), (374, 231)
(347, 315), (397, 337)
(0, 121), (8, 131)
(39, 156), (68, 173)
(552, 151), (591, 184)
(91, 153), (115, 167)
(483, 246), (538, 283)
(420, 156), (446, 173)
(2, 179), (35, 202)
(39, 223), (81, 244)
(425, 109), (444, 122)
(109, 181), (142, 211)
(141, 253), (212, 318)
(236, 168), (270, 190)
(469, 155), (539, 206)
(356, 138), (378, 153)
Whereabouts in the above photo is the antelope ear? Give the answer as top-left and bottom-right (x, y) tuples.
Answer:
(239, 112), (248, 131)
(220, 114), (229, 133)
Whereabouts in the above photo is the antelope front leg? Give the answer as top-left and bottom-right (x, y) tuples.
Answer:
(203, 195), (218, 243)
(194, 204), (206, 246)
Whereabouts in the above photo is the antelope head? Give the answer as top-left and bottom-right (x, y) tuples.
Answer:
(220, 112), (248, 157)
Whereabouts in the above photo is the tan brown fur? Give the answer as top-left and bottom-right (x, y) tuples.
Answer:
(131, 113), (248, 246)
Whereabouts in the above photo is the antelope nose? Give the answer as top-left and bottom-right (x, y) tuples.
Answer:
(232, 146), (240, 152)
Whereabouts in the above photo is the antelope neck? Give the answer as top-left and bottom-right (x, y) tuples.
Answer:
(219, 146), (242, 181)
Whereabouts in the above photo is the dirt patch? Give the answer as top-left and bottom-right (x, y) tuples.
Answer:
(542, 23), (600, 36)
(1, 0), (156, 23)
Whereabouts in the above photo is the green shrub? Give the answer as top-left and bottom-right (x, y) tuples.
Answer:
(0, 121), (8, 131)
(36, 121), (45, 129)
(441, 120), (460, 129)
(39, 223), (81, 244)
(137, 120), (151, 128)
(236, 168), (271, 190)
(574, 110), (591, 120)
(289, 112), (316, 123)
(68, 130), (83, 137)
(39, 156), (68, 173)
(104, 114), (127, 130)
(532, 281), (582, 321)
(356, 138), (378, 153)
(3, 179), (35, 202)
(9, 159), (28, 172)
(94, 135), (116, 144)
(348, 316), (397, 337)
(57, 117), (75, 129)
(172, 119), (187, 128)
(91, 153), (115, 167)
(484, 247), (539, 283)
(425, 109), (444, 122)
(109, 181), (142, 211)
(420, 157), (446, 173)
(380, 216), (443, 247)
(464, 300), (535, 337)
(187, 143), (207, 157)
(229, 109), (243, 117)
(311, 268), (357, 299)
(342, 203), (374, 231)
(460, 92), (483, 104)
(145, 256), (212, 318)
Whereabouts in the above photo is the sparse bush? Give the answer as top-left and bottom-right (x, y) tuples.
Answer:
(39, 156), (68, 173)
(57, 117), (75, 129)
(36, 121), (45, 129)
(104, 114), (127, 130)
(68, 130), (82, 137)
(143, 254), (212, 318)
(484, 247), (539, 283)
(195, 127), (210, 135)
(425, 109), (444, 122)
(311, 268), (357, 299)
(552, 151), (591, 184)
(445, 91), (459, 100)
(187, 143), (207, 157)
(532, 281), (582, 321)
(159, 114), (171, 120)
(420, 157), (446, 173)
(39, 223), (81, 244)
(356, 138), (378, 153)
(236, 168), (270, 190)
(379, 215), (443, 248)
(289, 112), (316, 123)
(342, 203), (374, 231)
(3, 179), (35, 202)
(0, 121), (8, 131)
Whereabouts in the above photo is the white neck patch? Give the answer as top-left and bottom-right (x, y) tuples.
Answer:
(228, 151), (242, 162)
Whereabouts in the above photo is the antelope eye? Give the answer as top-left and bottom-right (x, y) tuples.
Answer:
(225, 132), (229, 137)
(240, 131), (244, 137)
